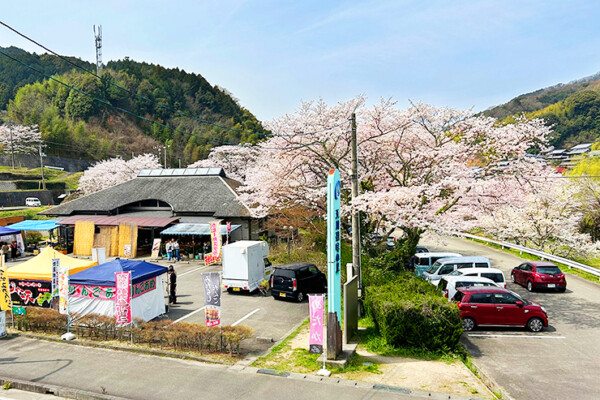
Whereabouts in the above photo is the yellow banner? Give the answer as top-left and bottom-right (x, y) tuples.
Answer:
(0, 265), (11, 311)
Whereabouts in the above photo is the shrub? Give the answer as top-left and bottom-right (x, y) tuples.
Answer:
(364, 273), (462, 352)
(9, 308), (253, 355)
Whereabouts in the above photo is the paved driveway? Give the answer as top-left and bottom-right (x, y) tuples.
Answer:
(421, 234), (600, 400)
(155, 260), (308, 356)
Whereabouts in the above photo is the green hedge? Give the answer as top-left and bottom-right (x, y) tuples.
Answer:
(364, 273), (463, 352)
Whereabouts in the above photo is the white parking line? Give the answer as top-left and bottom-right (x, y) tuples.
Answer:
(179, 267), (205, 277)
(232, 308), (261, 326)
(171, 306), (206, 324)
(468, 334), (566, 339)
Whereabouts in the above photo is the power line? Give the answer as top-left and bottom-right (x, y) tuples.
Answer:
(0, 20), (349, 141)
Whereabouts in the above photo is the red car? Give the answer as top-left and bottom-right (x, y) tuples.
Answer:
(511, 261), (566, 292)
(455, 287), (548, 332)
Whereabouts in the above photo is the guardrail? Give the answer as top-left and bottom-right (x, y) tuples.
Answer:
(455, 232), (600, 280)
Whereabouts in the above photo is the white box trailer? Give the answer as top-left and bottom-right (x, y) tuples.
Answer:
(222, 241), (271, 292)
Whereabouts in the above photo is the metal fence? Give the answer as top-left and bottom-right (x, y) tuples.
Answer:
(455, 232), (600, 280)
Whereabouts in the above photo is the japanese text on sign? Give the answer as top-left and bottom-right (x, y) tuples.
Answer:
(309, 294), (324, 354)
(58, 266), (69, 315)
(115, 272), (131, 324)
(0, 266), (11, 311)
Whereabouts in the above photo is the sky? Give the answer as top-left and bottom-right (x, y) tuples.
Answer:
(2, 0), (600, 121)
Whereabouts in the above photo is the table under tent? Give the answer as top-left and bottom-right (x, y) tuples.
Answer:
(7, 247), (97, 307)
(68, 259), (168, 322)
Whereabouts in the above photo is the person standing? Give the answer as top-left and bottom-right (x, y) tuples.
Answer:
(11, 241), (17, 259)
(174, 239), (181, 261)
(167, 266), (177, 305)
(165, 239), (173, 261)
(0, 242), (8, 263)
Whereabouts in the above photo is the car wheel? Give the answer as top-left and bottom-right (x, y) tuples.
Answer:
(462, 317), (476, 331)
(527, 317), (544, 332)
(511, 274), (517, 284)
(527, 281), (534, 292)
(296, 292), (305, 302)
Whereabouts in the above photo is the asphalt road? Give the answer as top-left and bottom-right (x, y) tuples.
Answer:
(420, 233), (600, 400)
(156, 260), (308, 356)
(0, 336), (438, 400)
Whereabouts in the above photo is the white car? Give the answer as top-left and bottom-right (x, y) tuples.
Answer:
(25, 197), (42, 207)
(439, 275), (500, 301)
(447, 267), (507, 289)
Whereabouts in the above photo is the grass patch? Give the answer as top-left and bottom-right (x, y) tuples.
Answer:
(0, 166), (65, 179)
(52, 172), (83, 190)
(252, 318), (382, 376)
(357, 316), (460, 363)
(0, 206), (51, 219)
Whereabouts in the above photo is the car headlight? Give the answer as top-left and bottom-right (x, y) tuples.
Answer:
(541, 306), (547, 314)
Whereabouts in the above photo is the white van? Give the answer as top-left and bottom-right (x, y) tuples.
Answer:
(25, 197), (42, 207)
(222, 241), (271, 292)
(422, 256), (491, 284)
(439, 275), (500, 301)
(412, 252), (462, 277)
(447, 267), (507, 289)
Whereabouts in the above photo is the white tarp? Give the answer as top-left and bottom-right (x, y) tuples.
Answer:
(69, 277), (166, 322)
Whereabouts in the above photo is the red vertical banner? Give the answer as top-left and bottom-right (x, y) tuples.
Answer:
(226, 222), (231, 245)
(309, 294), (324, 354)
(115, 272), (132, 324)
(204, 221), (222, 265)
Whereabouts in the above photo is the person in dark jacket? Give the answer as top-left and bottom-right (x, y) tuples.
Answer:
(167, 266), (177, 305)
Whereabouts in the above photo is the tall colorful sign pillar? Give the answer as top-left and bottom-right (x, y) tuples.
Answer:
(327, 168), (342, 359)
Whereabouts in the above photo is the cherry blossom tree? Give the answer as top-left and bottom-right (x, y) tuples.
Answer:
(479, 180), (599, 257)
(187, 144), (260, 182)
(78, 153), (161, 195)
(0, 123), (42, 168)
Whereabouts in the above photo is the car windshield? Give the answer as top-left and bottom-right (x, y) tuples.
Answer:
(537, 266), (561, 275)
(426, 261), (442, 274)
(508, 290), (531, 305)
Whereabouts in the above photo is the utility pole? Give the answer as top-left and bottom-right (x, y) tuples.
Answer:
(9, 122), (14, 169)
(39, 144), (46, 190)
(163, 145), (167, 168)
(350, 113), (361, 291)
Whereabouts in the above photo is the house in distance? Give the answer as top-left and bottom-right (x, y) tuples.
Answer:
(41, 168), (258, 258)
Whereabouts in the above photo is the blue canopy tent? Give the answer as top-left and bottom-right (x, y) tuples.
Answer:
(7, 219), (59, 231)
(0, 226), (21, 236)
(69, 259), (168, 321)
(0, 225), (25, 255)
(160, 223), (241, 236)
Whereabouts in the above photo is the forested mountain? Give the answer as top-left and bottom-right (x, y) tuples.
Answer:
(0, 46), (268, 164)
(483, 72), (600, 148)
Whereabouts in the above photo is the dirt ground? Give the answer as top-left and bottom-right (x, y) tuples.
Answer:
(287, 325), (492, 399)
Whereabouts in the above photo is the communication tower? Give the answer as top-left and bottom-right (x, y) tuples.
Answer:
(94, 25), (102, 75)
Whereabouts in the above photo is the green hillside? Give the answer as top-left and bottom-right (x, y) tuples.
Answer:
(483, 73), (600, 148)
(0, 47), (269, 165)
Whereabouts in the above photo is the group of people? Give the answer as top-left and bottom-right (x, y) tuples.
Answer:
(0, 241), (20, 262)
(165, 238), (181, 262)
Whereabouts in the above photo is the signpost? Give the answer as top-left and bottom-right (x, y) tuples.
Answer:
(151, 239), (162, 259)
(326, 168), (342, 360)
(202, 272), (221, 327)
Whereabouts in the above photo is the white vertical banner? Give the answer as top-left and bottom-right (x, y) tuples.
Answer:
(51, 258), (60, 298)
(58, 266), (69, 315)
(0, 310), (6, 338)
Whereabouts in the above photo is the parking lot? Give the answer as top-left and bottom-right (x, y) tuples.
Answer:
(152, 260), (308, 356)
(421, 234), (600, 400)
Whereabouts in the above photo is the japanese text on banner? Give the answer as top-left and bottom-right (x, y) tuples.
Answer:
(0, 266), (11, 311)
(309, 294), (324, 354)
(204, 222), (222, 265)
(58, 266), (69, 315)
(51, 258), (60, 298)
(202, 272), (221, 327)
(115, 272), (131, 324)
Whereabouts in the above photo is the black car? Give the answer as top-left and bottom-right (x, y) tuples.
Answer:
(270, 262), (326, 302)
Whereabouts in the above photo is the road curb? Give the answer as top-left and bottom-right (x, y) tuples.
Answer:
(465, 357), (515, 400)
(0, 376), (128, 400)
(11, 331), (228, 365)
